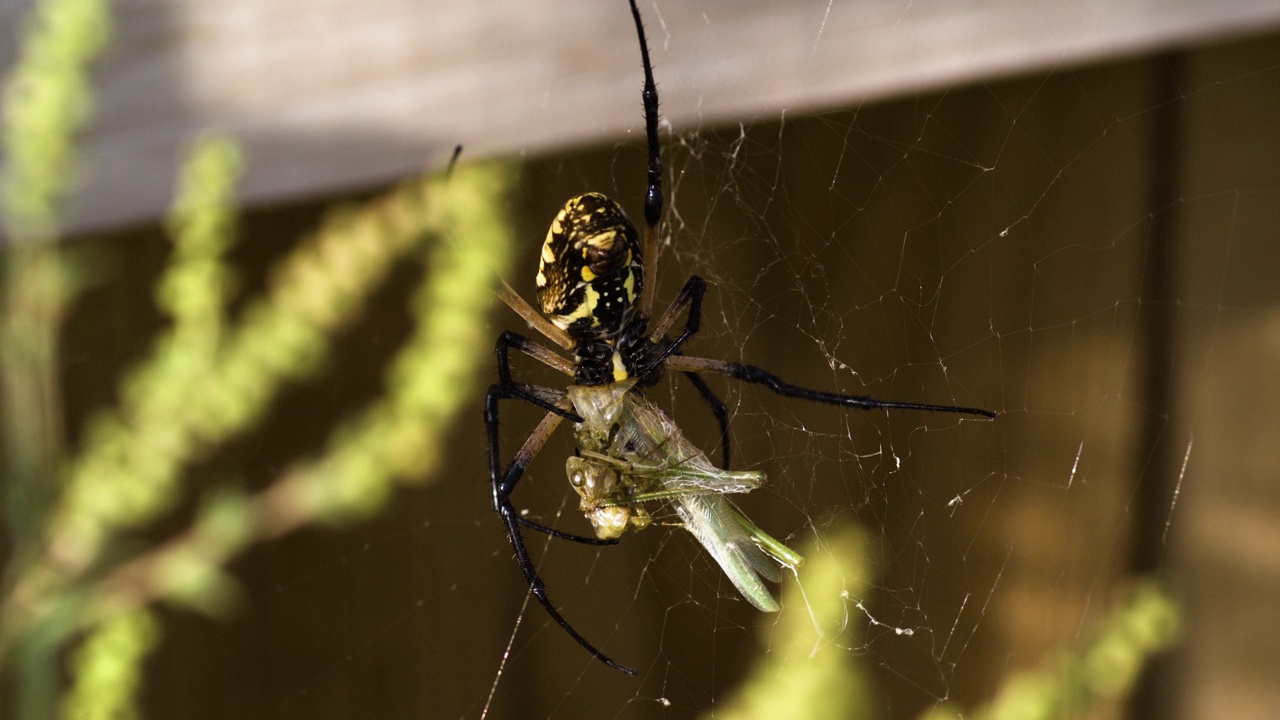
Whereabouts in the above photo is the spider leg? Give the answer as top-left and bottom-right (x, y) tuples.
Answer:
(639, 275), (707, 377)
(643, 274), (727, 467)
(495, 331), (580, 420)
(646, 274), (704, 341)
(485, 385), (636, 675)
(499, 280), (573, 351)
(666, 355), (997, 419)
(515, 515), (616, 544)
(486, 339), (600, 540)
(487, 389), (611, 544)
(494, 503), (636, 675)
(631, 0), (663, 318)
(683, 371), (732, 470)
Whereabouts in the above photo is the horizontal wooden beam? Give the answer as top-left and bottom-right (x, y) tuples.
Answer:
(2, 0), (1278, 234)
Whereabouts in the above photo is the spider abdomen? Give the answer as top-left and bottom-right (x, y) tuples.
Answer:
(535, 193), (644, 340)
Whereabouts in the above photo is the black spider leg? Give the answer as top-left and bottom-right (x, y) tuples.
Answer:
(486, 385), (636, 675)
(725, 363), (996, 417)
(630, 0), (664, 319)
(638, 275), (707, 377)
(633, 274), (730, 467)
(644, 277), (996, 419)
(492, 330), (617, 542)
(488, 330), (637, 674)
(494, 331), (581, 419)
(670, 355), (997, 419)
(683, 371), (732, 470)
(630, 0), (662, 231)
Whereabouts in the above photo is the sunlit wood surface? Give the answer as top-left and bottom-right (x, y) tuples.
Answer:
(1, 0), (1278, 233)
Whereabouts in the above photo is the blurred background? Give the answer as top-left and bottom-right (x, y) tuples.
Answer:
(2, 0), (1278, 718)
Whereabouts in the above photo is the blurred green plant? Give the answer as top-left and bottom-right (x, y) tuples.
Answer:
(59, 609), (159, 720)
(3, 0), (114, 716)
(919, 579), (1179, 720)
(713, 528), (874, 720)
(0, 150), (517, 713)
(710, 530), (1180, 720)
(2, 1), (517, 716)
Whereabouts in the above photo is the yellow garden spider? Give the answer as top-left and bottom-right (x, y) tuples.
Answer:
(487, 0), (995, 676)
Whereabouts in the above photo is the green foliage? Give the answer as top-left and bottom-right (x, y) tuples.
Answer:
(2, 1), (114, 716)
(1, 2), (519, 714)
(926, 580), (1180, 720)
(712, 528), (874, 720)
(1, 0), (110, 241)
(60, 610), (160, 720)
(3, 0), (112, 554)
(711, 528), (1180, 720)
(0, 147), (517, 714)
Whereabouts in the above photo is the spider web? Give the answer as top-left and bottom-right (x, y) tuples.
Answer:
(459, 30), (1274, 716)
(115, 11), (1280, 720)
(465, 29), (1275, 720)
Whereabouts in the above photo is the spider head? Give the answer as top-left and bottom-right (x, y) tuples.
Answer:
(536, 193), (644, 340)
